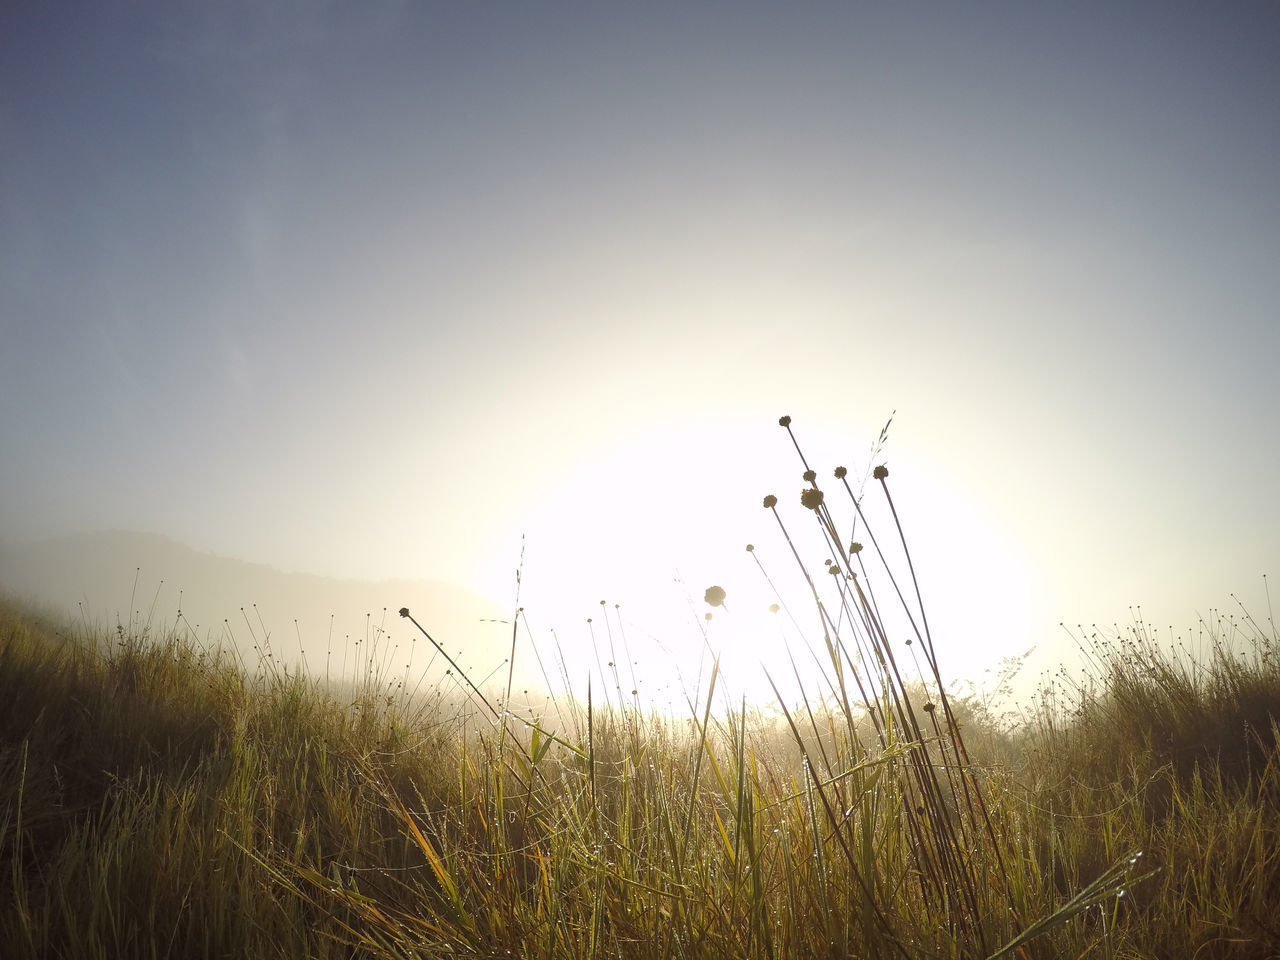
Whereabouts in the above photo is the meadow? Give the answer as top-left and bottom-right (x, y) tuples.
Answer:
(2, 419), (1277, 959)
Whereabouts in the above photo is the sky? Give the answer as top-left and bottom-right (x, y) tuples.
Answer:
(2, 2), (1278, 707)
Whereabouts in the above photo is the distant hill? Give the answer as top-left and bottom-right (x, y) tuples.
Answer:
(0, 531), (517, 686)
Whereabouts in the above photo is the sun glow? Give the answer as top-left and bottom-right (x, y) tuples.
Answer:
(474, 415), (1043, 711)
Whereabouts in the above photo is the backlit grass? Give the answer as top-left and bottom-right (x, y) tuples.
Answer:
(2, 417), (1277, 958)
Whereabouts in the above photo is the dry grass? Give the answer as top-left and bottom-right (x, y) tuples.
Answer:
(1, 417), (1276, 958)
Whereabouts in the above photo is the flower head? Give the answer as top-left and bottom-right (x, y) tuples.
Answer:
(834, 466), (847, 479)
(800, 488), (824, 510)
(763, 494), (778, 509)
(745, 543), (754, 552)
(873, 465), (889, 480)
(398, 607), (410, 618)
(849, 541), (863, 554)
(704, 585), (727, 607)
(778, 415), (791, 427)
(803, 469), (816, 483)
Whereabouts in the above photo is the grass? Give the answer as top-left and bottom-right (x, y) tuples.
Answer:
(1, 415), (1278, 958)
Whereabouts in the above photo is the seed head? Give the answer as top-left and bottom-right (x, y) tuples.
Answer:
(778, 415), (792, 427)
(873, 465), (889, 480)
(834, 466), (847, 479)
(768, 603), (780, 613)
(802, 469), (816, 483)
(763, 494), (778, 509)
(398, 607), (410, 618)
(849, 542), (863, 554)
(800, 488), (824, 510)
(704, 585), (727, 608)
(745, 543), (754, 552)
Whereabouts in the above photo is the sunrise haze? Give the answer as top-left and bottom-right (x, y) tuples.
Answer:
(2, 3), (1277, 706)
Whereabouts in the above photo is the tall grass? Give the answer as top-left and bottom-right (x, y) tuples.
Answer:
(1, 416), (1277, 958)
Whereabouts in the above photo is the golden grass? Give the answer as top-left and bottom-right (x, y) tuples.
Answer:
(1, 417), (1277, 958)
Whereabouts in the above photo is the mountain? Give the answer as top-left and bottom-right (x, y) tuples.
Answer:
(0, 531), (516, 687)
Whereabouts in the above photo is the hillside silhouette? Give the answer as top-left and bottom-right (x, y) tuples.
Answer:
(0, 530), (512, 683)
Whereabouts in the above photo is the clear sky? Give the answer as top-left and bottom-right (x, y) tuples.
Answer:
(2, 2), (1277, 705)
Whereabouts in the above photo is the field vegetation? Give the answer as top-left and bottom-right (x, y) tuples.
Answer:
(2, 418), (1277, 959)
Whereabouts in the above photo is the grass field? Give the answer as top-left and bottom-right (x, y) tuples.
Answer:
(2, 421), (1277, 958)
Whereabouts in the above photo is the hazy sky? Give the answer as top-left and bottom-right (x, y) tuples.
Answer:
(3, 2), (1277, 703)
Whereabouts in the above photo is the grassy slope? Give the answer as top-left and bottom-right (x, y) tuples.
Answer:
(1, 596), (1278, 960)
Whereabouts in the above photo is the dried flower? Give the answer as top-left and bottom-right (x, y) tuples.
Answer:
(768, 603), (780, 613)
(923, 701), (935, 713)
(398, 607), (410, 618)
(763, 494), (778, 508)
(873, 465), (889, 480)
(800, 488), (824, 510)
(745, 543), (754, 552)
(834, 466), (847, 479)
(778, 415), (791, 427)
(704, 585), (727, 607)
(849, 542), (863, 554)
(802, 469), (816, 482)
